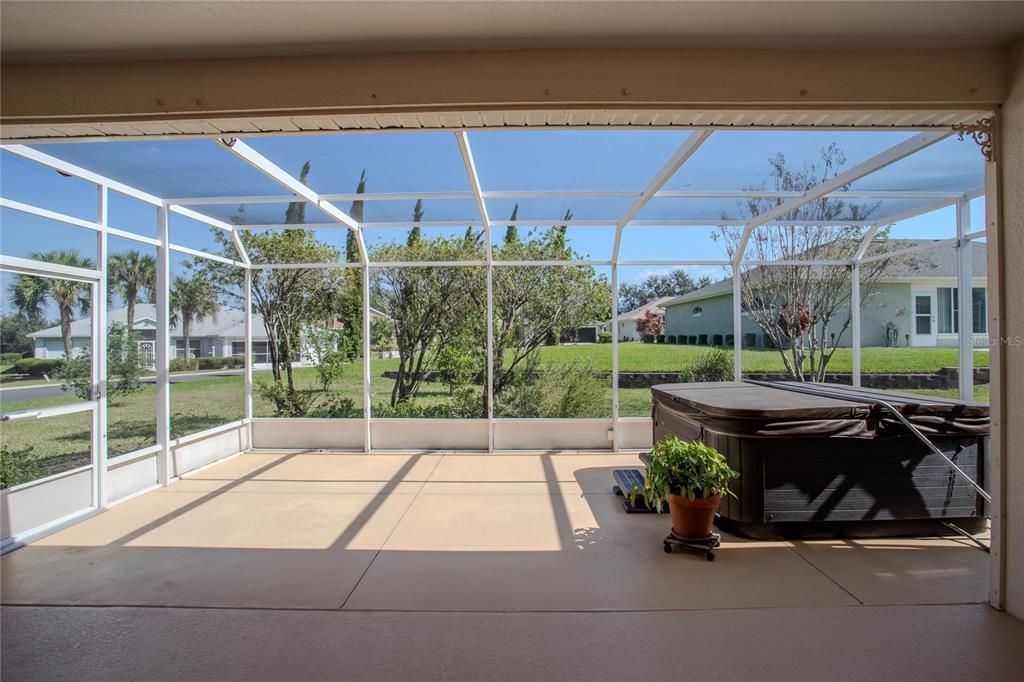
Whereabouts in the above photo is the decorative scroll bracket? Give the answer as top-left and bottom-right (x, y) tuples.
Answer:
(952, 117), (994, 163)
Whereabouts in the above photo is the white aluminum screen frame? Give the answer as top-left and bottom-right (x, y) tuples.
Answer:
(0, 125), (991, 464)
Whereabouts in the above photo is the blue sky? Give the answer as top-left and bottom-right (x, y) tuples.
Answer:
(1, 130), (985, 316)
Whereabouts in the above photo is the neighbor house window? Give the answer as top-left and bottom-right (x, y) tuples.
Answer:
(232, 341), (270, 364)
(937, 287), (987, 335)
(174, 339), (202, 358)
(692, 306), (703, 317)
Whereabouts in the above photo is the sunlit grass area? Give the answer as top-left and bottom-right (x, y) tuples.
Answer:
(545, 343), (989, 373)
(0, 344), (991, 475)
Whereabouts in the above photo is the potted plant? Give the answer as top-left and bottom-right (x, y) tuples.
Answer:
(632, 436), (739, 539)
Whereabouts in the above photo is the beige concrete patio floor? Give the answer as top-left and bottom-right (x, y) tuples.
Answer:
(3, 450), (1021, 680)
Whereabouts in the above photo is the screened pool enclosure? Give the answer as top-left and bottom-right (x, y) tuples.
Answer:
(0, 126), (992, 545)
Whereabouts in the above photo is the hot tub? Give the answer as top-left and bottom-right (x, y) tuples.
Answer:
(650, 382), (989, 539)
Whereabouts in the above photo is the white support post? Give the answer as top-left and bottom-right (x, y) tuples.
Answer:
(611, 264), (620, 450)
(92, 185), (109, 509)
(455, 132), (495, 451)
(982, 146), (1004, 611)
(244, 268), (253, 439)
(362, 264), (372, 453)
(611, 130), (712, 262)
(956, 196), (974, 401)
(851, 264), (862, 388)
(155, 204), (172, 485)
(732, 268), (743, 382)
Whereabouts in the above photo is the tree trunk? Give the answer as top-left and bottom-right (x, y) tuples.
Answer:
(183, 319), (191, 364)
(126, 286), (137, 328)
(60, 305), (74, 359)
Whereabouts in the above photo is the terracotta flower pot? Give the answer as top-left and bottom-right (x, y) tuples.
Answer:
(668, 492), (722, 539)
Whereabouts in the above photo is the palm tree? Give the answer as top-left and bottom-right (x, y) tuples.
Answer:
(10, 249), (94, 358)
(108, 250), (156, 328)
(170, 275), (218, 360)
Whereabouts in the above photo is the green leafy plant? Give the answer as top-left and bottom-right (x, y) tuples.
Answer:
(370, 317), (394, 352)
(678, 348), (733, 383)
(1, 445), (44, 489)
(1, 352), (25, 365)
(632, 436), (739, 512)
(170, 357), (199, 372)
(13, 358), (64, 377)
(495, 356), (606, 418)
(60, 324), (145, 400)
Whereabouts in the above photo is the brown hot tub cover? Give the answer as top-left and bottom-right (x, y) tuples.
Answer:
(651, 382), (989, 439)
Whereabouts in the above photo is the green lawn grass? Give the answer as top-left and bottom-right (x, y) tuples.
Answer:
(1, 344), (991, 486)
(536, 343), (989, 374)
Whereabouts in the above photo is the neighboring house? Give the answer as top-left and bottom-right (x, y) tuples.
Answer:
(607, 296), (676, 341)
(28, 304), (390, 367)
(663, 241), (990, 349)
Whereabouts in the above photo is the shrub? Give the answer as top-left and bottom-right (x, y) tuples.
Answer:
(197, 357), (239, 370)
(170, 358), (198, 372)
(688, 336), (697, 345)
(712, 334), (724, 346)
(12, 358), (34, 374)
(496, 357), (606, 418)
(256, 378), (315, 417)
(725, 334), (734, 346)
(15, 358), (64, 377)
(679, 348), (733, 383)
(311, 395), (359, 418)
(598, 332), (612, 344)
(656, 335), (665, 344)
(1, 352), (25, 365)
(743, 333), (757, 348)
(373, 399), (456, 418)
(632, 436), (738, 511)
(666, 335), (677, 344)
(641, 335), (654, 344)
(698, 334), (708, 345)
(1, 446), (44, 489)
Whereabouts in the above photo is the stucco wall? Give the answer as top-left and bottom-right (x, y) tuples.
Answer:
(33, 337), (88, 359)
(999, 38), (1024, 620)
(665, 284), (919, 349)
(666, 294), (750, 344)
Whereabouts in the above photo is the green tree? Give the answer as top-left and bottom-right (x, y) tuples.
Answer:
(201, 161), (346, 415)
(0, 314), (45, 357)
(61, 322), (145, 400)
(407, 199), (425, 246)
(10, 250), (94, 358)
(715, 144), (902, 382)
(371, 231), (483, 406)
(283, 162), (312, 225)
(338, 170), (366, 359)
(503, 204), (520, 245)
(170, 275), (218, 361)
(490, 225), (608, 411)
(108, 250), (156, 327)
(619, 270), (712, 312)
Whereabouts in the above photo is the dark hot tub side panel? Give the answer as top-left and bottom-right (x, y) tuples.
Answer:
(651, 383), (988, 539)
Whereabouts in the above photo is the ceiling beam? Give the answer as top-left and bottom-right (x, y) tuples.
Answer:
(162, 187), (971, 207)
(216, 137), (366, 263)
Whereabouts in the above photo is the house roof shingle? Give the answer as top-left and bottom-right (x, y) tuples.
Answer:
(664, 240), (987, 308)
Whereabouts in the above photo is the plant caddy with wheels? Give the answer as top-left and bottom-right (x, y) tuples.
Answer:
(631, 436), (739, 561)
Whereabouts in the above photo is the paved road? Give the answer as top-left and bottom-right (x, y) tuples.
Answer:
(0, 370), (248, 406)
